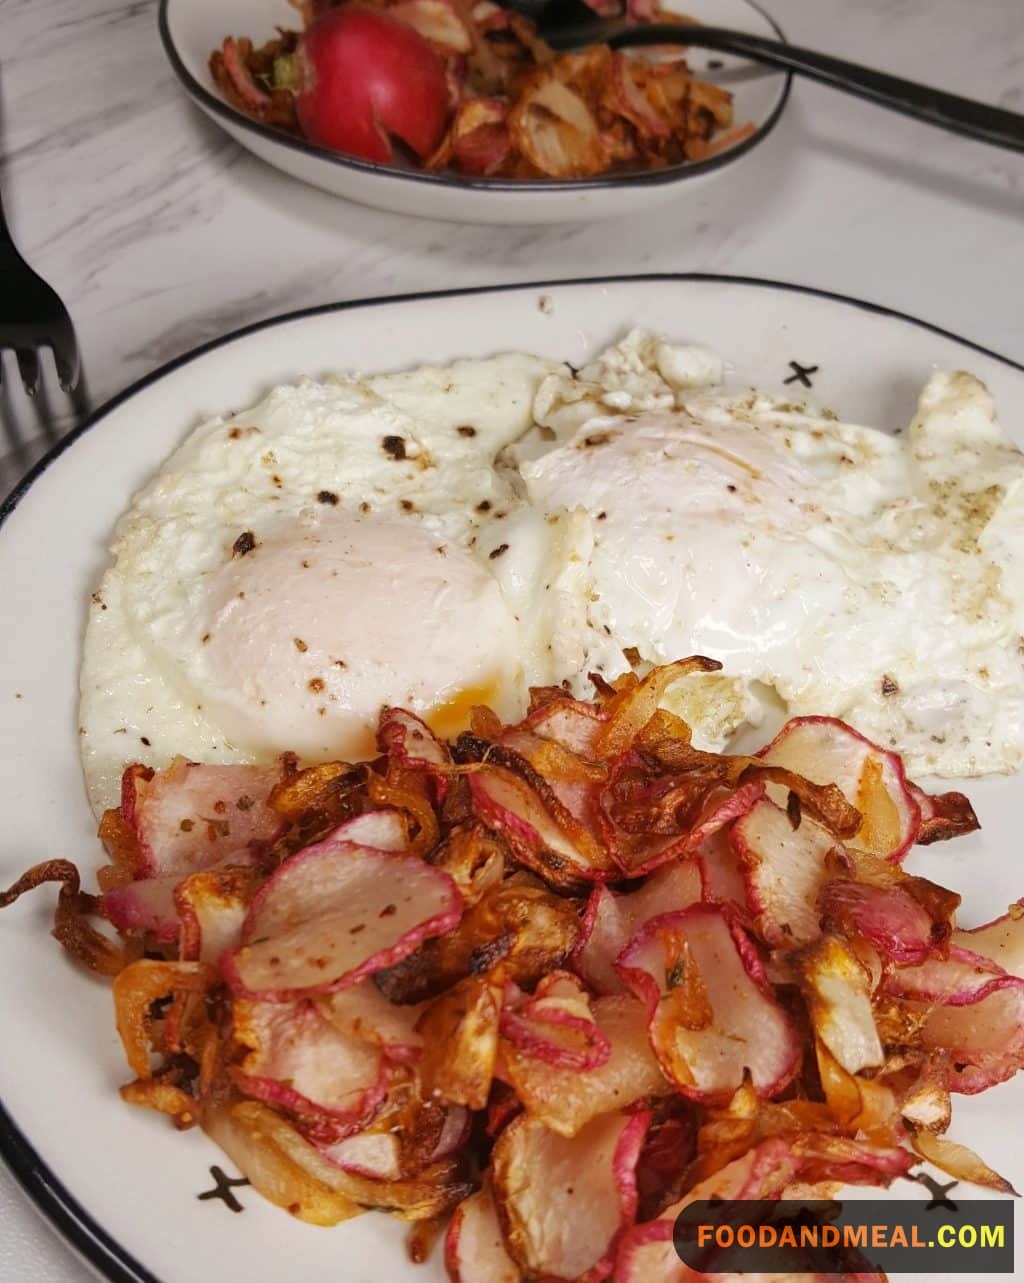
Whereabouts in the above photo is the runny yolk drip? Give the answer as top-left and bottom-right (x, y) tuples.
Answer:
(426, 681), (504, 740)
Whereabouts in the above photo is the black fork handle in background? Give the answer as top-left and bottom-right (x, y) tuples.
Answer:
(532, 3), (1024, 154)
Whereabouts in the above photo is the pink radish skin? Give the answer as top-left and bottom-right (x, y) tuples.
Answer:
(499, 972), (612, 1070)
(445, 1184), (520, 1283)
(573, 861), (702, 996)
(613, 1138), (801, 1283)
(295, 8), (449, 163)
(231, 999), (389, 1135)
(492, 1110), (651, 1282)
(120, 759), (287, 878)
(222, 827), (462, 1001)
(616, 905), (800, 1103)
(757, 715), (920, 861)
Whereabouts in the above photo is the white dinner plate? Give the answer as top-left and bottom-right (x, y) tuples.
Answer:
(158, 0), (790, 224)
(1, 275), (1023, 1283)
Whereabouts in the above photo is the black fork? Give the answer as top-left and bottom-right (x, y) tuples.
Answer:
(0, 188), (80, 397)
(0, 186), (87, 491)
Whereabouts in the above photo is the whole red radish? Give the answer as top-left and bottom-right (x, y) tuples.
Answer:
(295, 7), (449, 164)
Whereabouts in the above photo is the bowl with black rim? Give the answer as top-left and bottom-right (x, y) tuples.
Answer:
(159, 0), (791, 224)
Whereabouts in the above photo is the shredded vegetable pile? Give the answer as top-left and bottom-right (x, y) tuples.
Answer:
(5, 656), (1023, 1283)
(211, 0), (751, 179)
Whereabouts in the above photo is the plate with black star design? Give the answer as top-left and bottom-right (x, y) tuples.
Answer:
(1, 275), (1023, 1283)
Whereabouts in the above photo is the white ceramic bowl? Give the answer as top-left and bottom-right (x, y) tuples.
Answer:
(158, 0), (791, 224)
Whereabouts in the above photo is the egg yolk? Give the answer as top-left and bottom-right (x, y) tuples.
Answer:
(179, 513), (522, 762)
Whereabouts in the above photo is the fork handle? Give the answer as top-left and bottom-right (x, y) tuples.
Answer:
(0, 187), (16, 248)
(597, 25), (1024, 153)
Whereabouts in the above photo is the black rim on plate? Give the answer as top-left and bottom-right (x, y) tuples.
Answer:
(157, 0), (793, 193)
(1, 274), (1021, 1283)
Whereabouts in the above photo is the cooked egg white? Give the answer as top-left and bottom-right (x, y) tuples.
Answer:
(80, 331), (1024, 813)
(519, 334), (1024, 777)
(79, 355), (574, 812)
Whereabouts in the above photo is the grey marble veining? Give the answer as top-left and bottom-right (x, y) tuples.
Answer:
(4, 0), (1024, 427)
(1, 0), (1023, 1276)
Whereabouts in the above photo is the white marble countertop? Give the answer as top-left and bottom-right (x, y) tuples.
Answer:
(1, 0), (1022, 1277)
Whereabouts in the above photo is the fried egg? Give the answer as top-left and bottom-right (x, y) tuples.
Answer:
(519, 334), (1024, 777)
(80, 332), (1024, 813)
(79, 355), (578, 811)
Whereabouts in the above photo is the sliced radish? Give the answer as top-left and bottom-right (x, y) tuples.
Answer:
(379, 706), (450, 770)
(102, 874), (182, 942)
(616, 906), (799, 1103)
(491, 1110), (649, 1281)
(613, 1138), (801, 1283)
(450, 97), (512, 177)
(573, 862), (702, 996)
(696, 826), (748, 912)
(757, 716), (919, 861)
(885, 944), (1005, 1004)
(684, 781), (767, 851)
(505, 994), (669, 1138)
(952, 900), (1024, 976)
(318, 1128), (402, 1181)
(497, 727), (606, 851)
(231, 999), (388, 1133)
(446, 1184), (520, 1283)
(120, 758), (287, 877)
(792, 935), (883, 1074)
(883, 946), (1024, 1093)
(469, 764), (615, 890)
(317, 1101), (469, 1180)
(223, 827), (461, 1000)
(731, 798), (837, 947)
(327, 808), (409, 851)
(317, 982), (425, 1062)
(523, 695), (607, 757)
(221, 37), (272, 110)
(819, 878), (946, 965)
(500, 972), (611, 1071)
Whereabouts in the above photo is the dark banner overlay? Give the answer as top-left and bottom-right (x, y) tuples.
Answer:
(674, 1198), (1014, 1275)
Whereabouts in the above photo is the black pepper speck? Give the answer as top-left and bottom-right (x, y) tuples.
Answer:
(382, 436), (407, 460)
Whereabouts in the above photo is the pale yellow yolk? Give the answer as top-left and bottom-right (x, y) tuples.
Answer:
(424, 681), (505, 741)
(169, 513), (521, 762)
